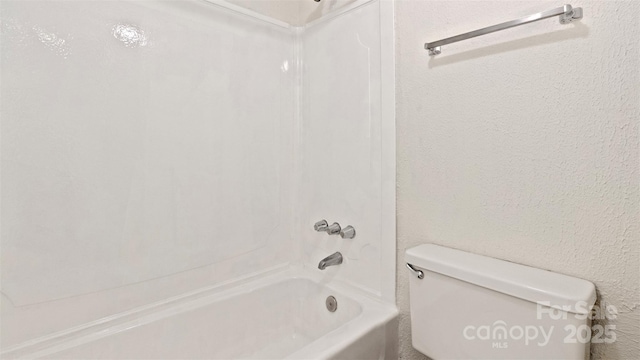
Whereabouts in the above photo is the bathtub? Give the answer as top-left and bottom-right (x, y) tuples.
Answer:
(3, 267), (398, 359)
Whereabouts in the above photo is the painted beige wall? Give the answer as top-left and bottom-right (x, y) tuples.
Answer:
(395, 1), (639, 359)
(227, 0), (360, 26)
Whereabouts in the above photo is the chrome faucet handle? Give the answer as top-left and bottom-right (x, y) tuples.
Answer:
(340, 225), (356, 239)
(326, 222), (341, 235)
(314, 220), (329, 232)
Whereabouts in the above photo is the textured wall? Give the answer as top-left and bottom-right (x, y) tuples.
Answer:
(395, 1), (639, 359)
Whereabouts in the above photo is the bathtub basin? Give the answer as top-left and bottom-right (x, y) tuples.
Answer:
(4, 267), (398, 359)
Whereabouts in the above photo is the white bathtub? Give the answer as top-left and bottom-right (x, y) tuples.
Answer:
(4, 267), (398, 359)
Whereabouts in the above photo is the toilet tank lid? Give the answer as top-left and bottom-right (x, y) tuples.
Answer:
(405, 244), (596, 314)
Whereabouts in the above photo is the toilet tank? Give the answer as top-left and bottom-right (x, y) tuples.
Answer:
(405, 244), (597, 360)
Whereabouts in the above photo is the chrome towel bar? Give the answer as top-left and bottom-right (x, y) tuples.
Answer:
(425, 4), (583, 56)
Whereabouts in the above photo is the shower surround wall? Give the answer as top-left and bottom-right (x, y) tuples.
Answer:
(0, 0), (395, 353)
(1, 0), (297, 345)
(298, 0), (396, 302)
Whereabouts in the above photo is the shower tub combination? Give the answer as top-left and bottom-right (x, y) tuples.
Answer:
(1, 0), (397, 357)
(3, 268), (398, 359)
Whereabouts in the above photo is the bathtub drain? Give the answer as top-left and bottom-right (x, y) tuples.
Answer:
(326, 296), (338, 312)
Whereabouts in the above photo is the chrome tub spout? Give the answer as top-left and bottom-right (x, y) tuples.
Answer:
(318, 252), (343, 270)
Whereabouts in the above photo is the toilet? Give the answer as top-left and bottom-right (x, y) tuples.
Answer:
(406, 244), (597, 359)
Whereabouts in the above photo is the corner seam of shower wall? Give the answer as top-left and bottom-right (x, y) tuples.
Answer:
(378, 0), (396, 305)
(291, 25), (305, 269)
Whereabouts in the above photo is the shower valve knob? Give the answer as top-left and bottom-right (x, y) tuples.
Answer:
(340, 225), (356, 239)
(314, 220), (328, 232)
(326, 222), (341, 235)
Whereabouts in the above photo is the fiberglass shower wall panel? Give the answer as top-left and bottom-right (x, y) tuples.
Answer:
(1, 0), (295, 346)
(298, 0), (392, 299)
